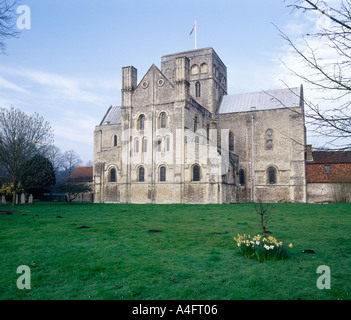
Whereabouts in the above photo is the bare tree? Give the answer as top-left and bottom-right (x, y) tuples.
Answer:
(46, 146), (83, 185)
(0, 0), (20, 54)
(51, 149), (82, 185)
(279, 0), (351, 150)
(253, 199), (273, 238)
(47, 145), (65, 174)
(62, 150), (82, 176)
(85, 160), (93, 166)
(0, 107), (54, 206)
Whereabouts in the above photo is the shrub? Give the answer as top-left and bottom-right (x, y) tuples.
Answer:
(234, 234), (292, 261)
(55, 182), (92, 204)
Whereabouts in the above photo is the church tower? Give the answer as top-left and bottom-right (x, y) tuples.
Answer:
(161, 47), (227, 114)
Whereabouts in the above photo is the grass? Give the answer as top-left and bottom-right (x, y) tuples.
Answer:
(0, 202), (350, 300)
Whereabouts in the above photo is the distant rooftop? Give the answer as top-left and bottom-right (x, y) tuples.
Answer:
(218, 87), (302, 114)
(310, 151), (351, 164)
(67, 166), (93, 183)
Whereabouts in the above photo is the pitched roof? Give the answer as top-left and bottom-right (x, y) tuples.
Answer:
(100, 106), (122, 125)
(66, 166), (93, 183)
(218, 87), (302, 114)
(310, 151), (351, 164)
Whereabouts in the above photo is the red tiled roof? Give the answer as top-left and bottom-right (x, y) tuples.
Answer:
(309, 151), (351, 164)
(66, 166), (93, 183)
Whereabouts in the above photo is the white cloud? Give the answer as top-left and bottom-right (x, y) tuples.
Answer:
(0, 76), (30, 94)
(0, 65), (120, 105)
(0, 64), (120, 162)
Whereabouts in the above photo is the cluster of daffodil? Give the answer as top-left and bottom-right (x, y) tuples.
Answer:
(234, 234), (293, 261)
(0, 183), (24, 197)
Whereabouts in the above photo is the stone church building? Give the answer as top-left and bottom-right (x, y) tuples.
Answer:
(93, 47), (307, 204)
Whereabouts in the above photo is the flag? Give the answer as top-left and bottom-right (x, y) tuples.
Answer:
(189, 23), (196, 36)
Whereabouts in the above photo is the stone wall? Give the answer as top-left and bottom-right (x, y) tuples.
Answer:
(307, 182), (351, 203)
(217, 106), (307, 203)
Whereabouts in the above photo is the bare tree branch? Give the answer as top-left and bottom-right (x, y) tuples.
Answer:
(276, 1), (351, 150)
(0, 0), (21, 54)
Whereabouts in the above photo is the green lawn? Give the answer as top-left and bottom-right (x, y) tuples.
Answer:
(0, 202), (350, 300)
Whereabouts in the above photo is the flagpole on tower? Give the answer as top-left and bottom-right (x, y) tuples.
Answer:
(189, 20), (197, 50)
(195, 20), (197, 49)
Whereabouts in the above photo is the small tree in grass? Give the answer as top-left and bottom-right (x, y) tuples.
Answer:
(55, 183), (92, 205)
(253, 199), (273, 238)
(234, 199), (293, 261)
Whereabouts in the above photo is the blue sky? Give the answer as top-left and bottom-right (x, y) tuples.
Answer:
(0, 0), (322, 162)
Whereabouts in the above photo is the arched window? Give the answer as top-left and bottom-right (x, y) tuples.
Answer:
(110, 168), (116, 182)
(239, 169), (245, 185)
(200, 63), (208, 73)
(159, 166), (166, 182)
(267, 167), (277, 184)
(160, 112), (167, 128)
(138, 167), (145, 182)
(195, 81), (201, 98)
(229, 132), (234, 151)
(194, 115), (198, 132)
(135, 138), (139, 153)
(266, 129), (273, 150)
(142, 137), (147, 153)
(138, 114), (145, 130)
(193, 164), (200, 182)
(166, 136), (170, 152)
(114, 135), (117, 147)
(191, 64), (200, 75)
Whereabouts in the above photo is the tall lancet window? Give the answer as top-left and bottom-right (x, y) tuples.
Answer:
(142, 137), (147, 153)
(159, 166), (166, 182)
(138, 114), (145, 131)
(267, 167), (277, 184)
(110, 168), (116, 182)
(239, 169), (245, 185)
(138, 167), (145, 182)
(195, 81), (201, 98)
(193, 165), (200, 182)
(135, 138), (139, 153)
(160, 112), (167, 128)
